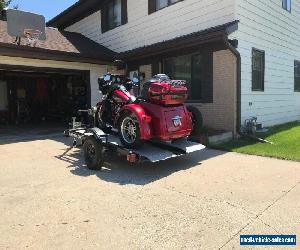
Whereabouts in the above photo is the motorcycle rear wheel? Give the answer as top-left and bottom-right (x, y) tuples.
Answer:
(118, 113), (143, 149)
(187, 105), (203, 137)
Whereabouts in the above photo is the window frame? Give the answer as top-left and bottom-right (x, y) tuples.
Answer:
(282, 0), (292, 12)
(149, 0), (183, 14)
(252, 48), (265, 92)
(162, 51), (213, 103)
(101, 0), (127, 33)
(294, 60), (300, 92)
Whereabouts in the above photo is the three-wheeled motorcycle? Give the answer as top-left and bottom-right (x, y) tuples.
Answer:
(95, 74), (203, 148)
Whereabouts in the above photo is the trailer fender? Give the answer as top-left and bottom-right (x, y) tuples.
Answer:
(118, 104), (152, 140)
(86, 127), (107, 141)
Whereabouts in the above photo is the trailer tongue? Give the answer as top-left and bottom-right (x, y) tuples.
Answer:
(65, 126), (206, 170)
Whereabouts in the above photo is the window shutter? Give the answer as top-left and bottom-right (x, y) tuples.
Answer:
(148, 0), (156, 14)
(121, 0), (128, 25)
(201, 51), (213, 103)
(101, 5), (108, 33)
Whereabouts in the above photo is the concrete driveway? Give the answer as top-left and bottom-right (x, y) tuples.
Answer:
(0, 135), (299, 250)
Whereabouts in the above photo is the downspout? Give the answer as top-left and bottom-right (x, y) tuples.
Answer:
(223, 36), (241, 135)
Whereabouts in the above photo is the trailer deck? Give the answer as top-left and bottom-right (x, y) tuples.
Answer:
(65, 126), (206, 169)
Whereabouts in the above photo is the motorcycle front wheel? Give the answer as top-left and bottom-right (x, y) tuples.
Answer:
(118, 112), (143, 149)
(95, 111), (112, 133)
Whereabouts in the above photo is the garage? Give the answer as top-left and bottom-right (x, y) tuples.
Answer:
(0, 66), (91, 125)
(0, 19), (116, 131)
(0, 66), (90, 125)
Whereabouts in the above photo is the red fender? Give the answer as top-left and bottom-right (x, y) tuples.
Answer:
(118, 104), (152, 140)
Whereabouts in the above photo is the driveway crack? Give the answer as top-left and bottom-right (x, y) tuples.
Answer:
(257, 218), (281, 234)
(218, 181), (300, 249)
(256, 181), (300, 218)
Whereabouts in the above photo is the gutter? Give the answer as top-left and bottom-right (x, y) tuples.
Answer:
(47, 0), (85, 27)
(121, 31), (225, 62)
(0, 42), (114, 65)
(119, 21), (240, 62)
(47, 0), (103, 29)
(223, 36), (241, 135)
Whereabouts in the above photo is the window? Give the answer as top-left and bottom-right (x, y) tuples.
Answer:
(252, 48), (265, 91)
(149, 0), (182, 14)
(163, 52), (213, 102)
(295, 60), (300, 92)
(107, 0), (122, 30)
(282, 0), (291, 12)
(101, 0), (127, 32)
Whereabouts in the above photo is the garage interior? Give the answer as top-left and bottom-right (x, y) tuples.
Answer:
(0, 66), (90, 128)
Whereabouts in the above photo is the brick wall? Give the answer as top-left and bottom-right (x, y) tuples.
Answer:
(191, 49), (237, 134)
(139, 64), (152, 89)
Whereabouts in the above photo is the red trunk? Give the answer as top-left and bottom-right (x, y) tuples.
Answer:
(147, 81), (188, 105)
(140, 102), (193, 141)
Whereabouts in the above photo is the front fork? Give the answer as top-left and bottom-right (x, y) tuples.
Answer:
(96, 101), (114, 128)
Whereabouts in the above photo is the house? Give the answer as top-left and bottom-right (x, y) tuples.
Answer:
(231, 0), (300, 128)
(47, 0), (300, 134)
(1, 0), (300, 135)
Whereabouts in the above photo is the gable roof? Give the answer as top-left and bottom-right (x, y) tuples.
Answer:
(0, 20), (116, 64)
(47, 0), (102, 29)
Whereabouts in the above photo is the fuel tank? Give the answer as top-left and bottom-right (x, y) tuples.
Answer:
(112, 89), (130, 103)
(111, 86), (136, 104)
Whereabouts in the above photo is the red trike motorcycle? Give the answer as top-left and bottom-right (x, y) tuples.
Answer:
(96, 74), (202, 148)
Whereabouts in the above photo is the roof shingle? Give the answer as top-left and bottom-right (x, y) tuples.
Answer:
(0, 20), (116, 64)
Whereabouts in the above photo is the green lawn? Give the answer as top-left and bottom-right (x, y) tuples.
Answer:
(214, 122), (300, 162)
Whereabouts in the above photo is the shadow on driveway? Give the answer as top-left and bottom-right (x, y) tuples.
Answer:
(0, 129), (226, 186)
(0, 123), (66, 144)
(56, 142), (226, 186)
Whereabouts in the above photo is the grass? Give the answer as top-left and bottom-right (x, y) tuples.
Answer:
(213, 121), (300, 162)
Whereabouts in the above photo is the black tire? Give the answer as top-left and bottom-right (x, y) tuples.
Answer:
(118, 112), (143, 149)
(83, 136), (104, 170)
(187, 105), (203, 137)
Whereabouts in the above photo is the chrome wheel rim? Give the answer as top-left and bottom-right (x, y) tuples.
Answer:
(121, 117), (137, 144)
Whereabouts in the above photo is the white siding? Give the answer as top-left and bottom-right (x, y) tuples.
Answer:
(66, 0), (236, 53)
(65, 11), (102, 44)
(64, 0), (300, 128)
(230, 0), (300, 127)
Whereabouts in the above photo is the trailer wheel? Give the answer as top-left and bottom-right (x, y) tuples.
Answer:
(187, 106), (203, 137)
(83, 136), (104, 170)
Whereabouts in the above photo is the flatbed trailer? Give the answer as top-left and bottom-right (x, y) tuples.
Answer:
(64, 125), (206, 170)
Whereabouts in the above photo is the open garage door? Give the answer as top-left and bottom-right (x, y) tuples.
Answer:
(0, 65), (90, 127)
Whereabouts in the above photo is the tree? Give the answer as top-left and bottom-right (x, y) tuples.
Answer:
(0, 0), (12, 11)
(0, 0), (18, 20)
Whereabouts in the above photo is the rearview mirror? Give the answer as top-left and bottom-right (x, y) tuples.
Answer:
(132, 77), (139, 84)
(104, 75), (111, 81)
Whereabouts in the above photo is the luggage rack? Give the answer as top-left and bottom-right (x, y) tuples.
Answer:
(64, 119), (206, 170)
(171, 80), (187, 86)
